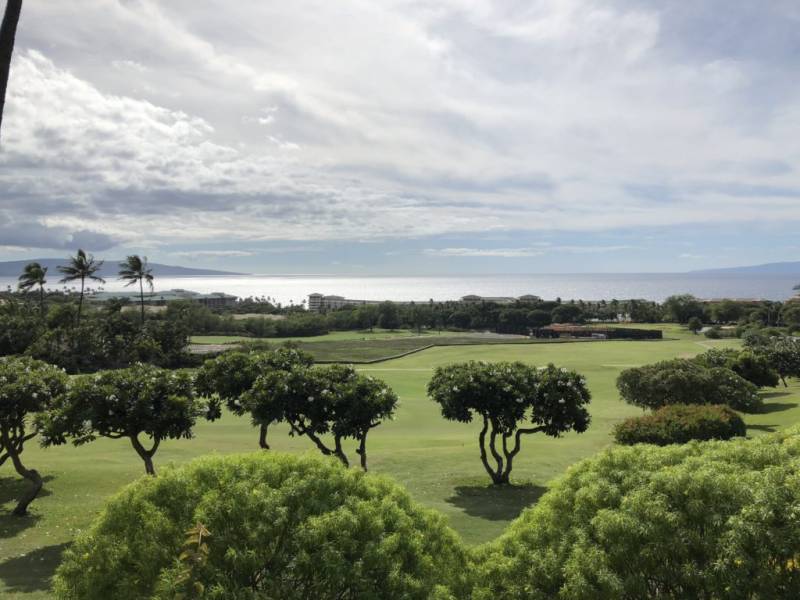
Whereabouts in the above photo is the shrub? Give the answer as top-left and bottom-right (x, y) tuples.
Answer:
(53, 453), (469, 600)
(695, 348), (779, 388)
(613, 404), (746, 445)
(471, 428), (800, 599)
(704, 326), (722, 339)
(617, 359), (761, 412)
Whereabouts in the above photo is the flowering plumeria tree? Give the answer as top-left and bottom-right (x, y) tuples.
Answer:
(427, 361), (591, 485)
(246, 364), (398, 470)
(0, 356), (67, 515)
(39, 363), (219, 475)
(194, 347), (313, 449)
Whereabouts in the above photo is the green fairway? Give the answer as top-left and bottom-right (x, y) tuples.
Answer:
(189, 328), (437, 345)
(3, 330), (800, 599)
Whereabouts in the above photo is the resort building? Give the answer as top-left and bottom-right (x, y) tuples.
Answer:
(91, 288), (238, 309)
(308, 292), (544, 312)
(307, 293), (381, 312)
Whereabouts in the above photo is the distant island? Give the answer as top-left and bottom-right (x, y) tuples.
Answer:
(690, 261), (800, 275)
(0, 259), (244, 278)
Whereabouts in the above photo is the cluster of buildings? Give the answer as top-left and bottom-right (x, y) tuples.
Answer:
(307, 293), (542, 312)
(91, 289), (238, 309)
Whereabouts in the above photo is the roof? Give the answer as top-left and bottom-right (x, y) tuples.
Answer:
(90, 289), (237, 302)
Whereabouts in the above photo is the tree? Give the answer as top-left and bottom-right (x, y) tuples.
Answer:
(53, 453), (469, 600)
(39, 363), (218, 475)
(247, 364), (398, 470)
(194, 347), (313, 449)
(0, 356), (67, 515)
(427, 361), (591, 485)
(663, 294), (704, 324)
(617, 359), (761, 412)
(551, 304), (583, 324)
(687, 316), (702, 334)
(118, 255), (154, 324)
(17, 261), (47, 315)
(377, 301), (400, 330)
(526, 309), (551, 328)
(695, 348), (779, 388)
(762, 338), (800, 387)
(57, 249), (105, 324)
(0, 0), (22, 140)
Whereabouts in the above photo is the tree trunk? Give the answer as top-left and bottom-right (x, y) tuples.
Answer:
(355, 432), (368, 471)
(0, 0), (23, 141)
(39, 283), (44, 316)
(333, 435), (349, 468)
(258, 423), (270, 450)
(139, 278), (145, 324)
(8, 446), (42, 516)
(77, 276), (85, 324)
(130, 435), (159, 475)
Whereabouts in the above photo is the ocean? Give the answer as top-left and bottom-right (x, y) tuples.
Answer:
(2, 273), (798, 307)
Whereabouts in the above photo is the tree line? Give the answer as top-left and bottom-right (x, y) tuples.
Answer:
(1, 349), (592, 516)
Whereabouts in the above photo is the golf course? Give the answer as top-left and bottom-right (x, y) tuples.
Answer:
(2, 324), (799, 599)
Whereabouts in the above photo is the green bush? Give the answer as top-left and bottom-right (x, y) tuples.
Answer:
(695, 348), (780, 388)
(54, 453), (468, 600)
(471, 428), (800, 599)
(617, 359), (761, 412)
(613, 404), (746, 445)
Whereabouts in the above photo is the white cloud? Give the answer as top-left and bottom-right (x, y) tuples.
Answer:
(173, 250), (256, 258)
(424, 247), (545, 258)
(1, 0), (799, 254)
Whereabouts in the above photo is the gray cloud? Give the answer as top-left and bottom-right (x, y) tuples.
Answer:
(0, 0), (799, 254)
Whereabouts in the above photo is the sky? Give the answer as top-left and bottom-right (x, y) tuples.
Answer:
(1, 0), (799, 275)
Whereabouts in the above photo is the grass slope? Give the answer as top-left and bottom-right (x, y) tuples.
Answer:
(2, 328), (799, 599)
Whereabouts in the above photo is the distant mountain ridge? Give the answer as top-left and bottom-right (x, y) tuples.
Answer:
(0, 259), (244, 278)
(690, 261), (800, 275)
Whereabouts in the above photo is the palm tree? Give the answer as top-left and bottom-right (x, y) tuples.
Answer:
(17, 261), (47, 315)
(118, 255), (154, 324)
(58, 249), (105, 324)
(1, 0), (23, 141)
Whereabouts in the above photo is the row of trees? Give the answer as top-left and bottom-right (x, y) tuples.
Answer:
(1, 349), (401, 514)
(17, 250), (154, 324)
(2, 350), (595, 515)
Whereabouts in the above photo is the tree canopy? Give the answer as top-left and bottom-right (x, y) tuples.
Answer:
(194, 347), (314, 449)
(0, 356), (67, 515)
(39, 363), (218, 475)
(427, 361), (591, 484)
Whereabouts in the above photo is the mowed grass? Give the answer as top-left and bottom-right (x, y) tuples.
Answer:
(3, 330), (800, 599)
(190, 328), (438, 345)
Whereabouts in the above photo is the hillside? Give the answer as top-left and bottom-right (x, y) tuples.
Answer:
(0, 258), (243, 278)
(690, 261), (800, 275)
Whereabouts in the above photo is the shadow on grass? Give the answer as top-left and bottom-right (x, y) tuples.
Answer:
(762, 391), (792, 400)
(0, 542), (69, 593)
(759, 402), (798, 414)
(446, 483), (547, 521)
(0, 476), (54, 507)
(748, 424), (779, 433)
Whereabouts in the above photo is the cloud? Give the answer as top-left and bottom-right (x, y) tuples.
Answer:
(1, 0), (799, 258)
(173, 250), (256, 258)
(424, 247), (544, 258)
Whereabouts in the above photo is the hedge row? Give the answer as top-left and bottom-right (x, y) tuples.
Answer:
(613, 404), (746, 446)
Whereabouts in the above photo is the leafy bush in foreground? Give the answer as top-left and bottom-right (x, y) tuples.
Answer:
(617, 359), (761, 412)
(53, 453), (468, 600)
(613, 404), (746, 445)
(472, 428), (800, 599)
